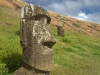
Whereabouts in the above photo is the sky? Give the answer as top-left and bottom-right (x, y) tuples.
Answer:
(24, 0), (100, 24)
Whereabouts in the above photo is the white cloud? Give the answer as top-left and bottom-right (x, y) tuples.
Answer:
(47, 3), (67, 14)
(24, 0), (100, 24)
(74, 12), (89, 21)
(82, 0), (100, 8)
(46, 0), (100, 24)
(73, 12), (100, 24)
(88, 12), (100, 23)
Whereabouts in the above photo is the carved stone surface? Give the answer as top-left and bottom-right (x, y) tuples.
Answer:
(56, 23), (64, 37)
(13, 3), (56, 75)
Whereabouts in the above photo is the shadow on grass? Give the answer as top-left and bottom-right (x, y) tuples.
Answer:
(15, 30), (20, 36)
(1, 52), (22, 73)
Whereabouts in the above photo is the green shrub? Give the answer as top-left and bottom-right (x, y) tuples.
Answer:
(0, 64), (8, 75)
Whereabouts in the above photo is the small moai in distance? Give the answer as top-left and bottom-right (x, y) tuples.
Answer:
(56, 23), (65, 37)
(13, 3), (56, 75)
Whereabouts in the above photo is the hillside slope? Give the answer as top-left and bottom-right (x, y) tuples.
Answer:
(0, 0), (27, 10)
(48, 11), (100, 36)
(0, 7), (100, 75)
(0, 0), (100, 36)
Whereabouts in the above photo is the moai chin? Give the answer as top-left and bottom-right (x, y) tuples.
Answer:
(13, 4), (56, 75)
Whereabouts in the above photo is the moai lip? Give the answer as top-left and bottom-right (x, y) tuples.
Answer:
(13, 3), (56, 75)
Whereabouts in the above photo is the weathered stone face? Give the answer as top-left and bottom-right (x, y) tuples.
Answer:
(20, 4), (56, 71)
(56, 25), (64, 37)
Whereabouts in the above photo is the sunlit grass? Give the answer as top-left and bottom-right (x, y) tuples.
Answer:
(0, 7), (100, 75)
(50, 25), (100, 75)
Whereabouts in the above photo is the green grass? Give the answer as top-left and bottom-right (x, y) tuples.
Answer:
(0, 7), (22, 75)
(50, 25), (100, 75)
(0, 7), (100, 75)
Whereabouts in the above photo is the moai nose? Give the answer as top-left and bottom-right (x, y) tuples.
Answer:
(42, 33), (56, 48)
(42, 41), (56, 48)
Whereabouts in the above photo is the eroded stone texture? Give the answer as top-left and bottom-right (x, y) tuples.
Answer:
(13, 3), (56, 75)
(56, 23), (64, 37)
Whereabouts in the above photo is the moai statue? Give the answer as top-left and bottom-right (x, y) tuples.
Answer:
(56, 23), (64, 37)
(13, 4), (56, 75)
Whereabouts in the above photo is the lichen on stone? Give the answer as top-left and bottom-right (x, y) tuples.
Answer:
(21, 7), (24, 18)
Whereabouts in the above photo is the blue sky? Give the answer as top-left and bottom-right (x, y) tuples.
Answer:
(24, 0), (100, 24)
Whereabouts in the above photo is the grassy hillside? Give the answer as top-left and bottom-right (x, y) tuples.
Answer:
(0, 7), (100, 75)
(0, 7), (22, 75)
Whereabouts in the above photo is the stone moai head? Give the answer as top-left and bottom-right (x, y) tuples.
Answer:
(56, 23), (64, 37)
(20, 4), (56, 72)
